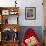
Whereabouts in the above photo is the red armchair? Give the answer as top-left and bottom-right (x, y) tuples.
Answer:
(21, 28), (41, 46)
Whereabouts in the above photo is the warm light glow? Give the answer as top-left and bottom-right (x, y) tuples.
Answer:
(0, 15), (1, 20)
(0, 32), (1, 41)
(14, 28), (17, 32)
(0, 15), (1, 17)
(11, 10), (14, 11)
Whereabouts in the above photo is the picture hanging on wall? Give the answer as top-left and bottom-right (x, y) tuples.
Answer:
(25, 7), (36, 20)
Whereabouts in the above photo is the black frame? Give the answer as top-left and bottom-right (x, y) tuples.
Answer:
(25, 7), (36, 20)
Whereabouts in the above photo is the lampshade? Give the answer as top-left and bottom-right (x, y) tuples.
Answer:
(14, 28), (17, 32)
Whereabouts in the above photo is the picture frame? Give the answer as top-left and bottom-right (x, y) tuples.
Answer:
(9, 10), (18, 15)
(25, 7), (36, 20)
(2, 10), (9, 15)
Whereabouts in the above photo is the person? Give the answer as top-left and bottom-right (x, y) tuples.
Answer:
(21, 28), (41, 46)
(27, 9), (33, 17)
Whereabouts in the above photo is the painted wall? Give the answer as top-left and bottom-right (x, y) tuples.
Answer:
(0, 0), (44, 26)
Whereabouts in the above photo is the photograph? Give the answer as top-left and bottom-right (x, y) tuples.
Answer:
(25, 7), (36, 20)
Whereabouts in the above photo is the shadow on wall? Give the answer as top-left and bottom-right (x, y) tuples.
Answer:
(18, 26), (43, 44)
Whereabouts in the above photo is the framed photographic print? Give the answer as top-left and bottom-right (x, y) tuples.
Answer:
(25, 7), (36, 20)
(2, 10), (9, 15)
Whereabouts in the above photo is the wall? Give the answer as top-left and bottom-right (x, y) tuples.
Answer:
(0, 0), (44, 26)
(18, 0), (44, 26)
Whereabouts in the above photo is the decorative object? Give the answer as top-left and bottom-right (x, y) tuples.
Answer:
(2, 10), (9, 15)
(25, 36), (38, 46)
(13, 28), (18, 40)
(9, 10), (18, 15)
(5, 18), (8, 24)
(14, 28), (17, 32)
(25, 7), (36, 20)
(13, 32), (18, 41)
(2, 28), (13, 41)
(15, 0), (17, 7)
(2, 16), (8, 24)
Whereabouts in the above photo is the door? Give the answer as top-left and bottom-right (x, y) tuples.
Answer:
(43, 0), (46, 26)
(43, 0), (46, 46)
